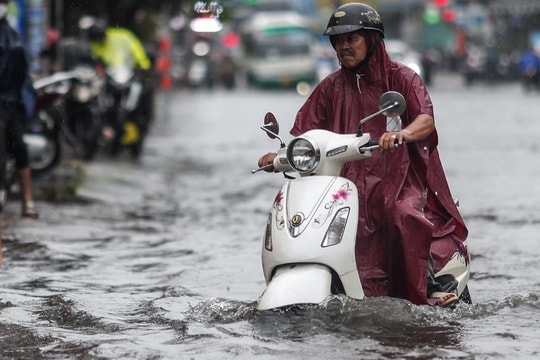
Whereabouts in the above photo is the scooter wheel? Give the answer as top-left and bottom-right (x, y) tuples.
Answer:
(28, 133), (62, 178)
(129, 142), (143, 159)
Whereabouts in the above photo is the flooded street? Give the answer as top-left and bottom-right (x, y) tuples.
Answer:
(1, 74), (540, 359)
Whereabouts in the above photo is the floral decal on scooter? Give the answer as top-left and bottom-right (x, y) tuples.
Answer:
(314, 182), (352, 227)
(332, 187), (350, 202)
(457, 243), (470, 266)
(449, 242), (470, 267)
(273, 191), (285, 230)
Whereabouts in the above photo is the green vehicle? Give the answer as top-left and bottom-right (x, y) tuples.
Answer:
(240, 11), (317, 88)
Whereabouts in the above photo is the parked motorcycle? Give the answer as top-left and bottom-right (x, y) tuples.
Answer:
(25, 71), (73, 177)
(252, 91), (471, 310)
(61, 64), (105, 160)
(27, 66), (105, 175)
(102, 65), (151, 158)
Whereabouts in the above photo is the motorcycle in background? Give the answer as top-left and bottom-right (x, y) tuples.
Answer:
(27, 66), (105, 176)
(1, 70), (71, 207)
(102, 65), (151, 159)
(187, 37), (213, 88)
(61, 64), (105, 160)
(25, 71), (73, 177)
(252, 92), (472, 310)
(186, 2), (224, 89)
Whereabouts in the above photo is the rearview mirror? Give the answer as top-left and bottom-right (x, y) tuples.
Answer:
(357, 91), (407, 136)
(262, 112), (280, 139)
(378, 91), (406, 117)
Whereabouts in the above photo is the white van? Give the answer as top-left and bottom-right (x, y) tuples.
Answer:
(240, 11), (317, 87)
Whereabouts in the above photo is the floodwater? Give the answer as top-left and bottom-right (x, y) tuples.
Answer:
(1, 74), (540, 359)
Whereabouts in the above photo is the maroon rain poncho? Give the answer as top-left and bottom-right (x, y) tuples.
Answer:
(291, 33), (468, 305)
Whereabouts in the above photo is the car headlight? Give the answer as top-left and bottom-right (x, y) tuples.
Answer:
(287, 137), (320, 173)
(107, 68), (133, 85)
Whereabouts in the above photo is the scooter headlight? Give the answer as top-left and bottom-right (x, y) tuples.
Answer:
(73, 84), (92, 102)
(287, 137), (319, 173)
(107, 67), (133, 86)
(321, 207), (349, 247)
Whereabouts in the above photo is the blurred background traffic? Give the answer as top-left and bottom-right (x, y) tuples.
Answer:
(4, 0), (540, 195)
(3, 0), (538, 202)
(8, 0), (540, 92)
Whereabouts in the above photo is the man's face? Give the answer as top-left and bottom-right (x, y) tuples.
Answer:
(333, 31), (368, 69)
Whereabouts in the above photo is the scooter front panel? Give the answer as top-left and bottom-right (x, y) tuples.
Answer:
(262, 176), (360, 285)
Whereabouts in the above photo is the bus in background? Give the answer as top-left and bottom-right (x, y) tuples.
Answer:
(239, 11), (317, 88)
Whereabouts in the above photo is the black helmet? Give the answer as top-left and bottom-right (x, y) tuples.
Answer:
(324, 3), (384, 38)
(87, 20), (107, 42)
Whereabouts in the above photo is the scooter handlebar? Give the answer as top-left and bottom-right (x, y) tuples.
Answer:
(252, 148), (291, 174)
(251, 164), (274, 174)
(360, 139), (404, 152)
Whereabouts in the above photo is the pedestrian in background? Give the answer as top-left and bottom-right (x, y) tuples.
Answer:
(0, 0), (39, 219)
(519, 47), (540, 92)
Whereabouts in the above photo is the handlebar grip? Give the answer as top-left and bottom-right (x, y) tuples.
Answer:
(366, 140), (380, 147)
(251, 164), (274, 174)
(364, 139), (404, 148)
(359, 139), (405, 153)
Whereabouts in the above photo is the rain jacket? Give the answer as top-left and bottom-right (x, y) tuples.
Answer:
(90, 28), (151, 70)
(0, 16), (36, 123)
(0, 17), (29, 102)
(291, 33), (468, 305)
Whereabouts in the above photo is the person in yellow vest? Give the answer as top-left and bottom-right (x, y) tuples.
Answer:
(87, 19), (154, 156)
(88, 22), (151, 71)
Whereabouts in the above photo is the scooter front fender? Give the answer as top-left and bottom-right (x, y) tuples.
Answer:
(256, 264), (332, 311)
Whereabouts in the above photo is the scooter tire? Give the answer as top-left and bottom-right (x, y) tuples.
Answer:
(30, 134), (62, 178)
(80, 138), (99, 161)
(72, 116), (100, 161)
(129, 141), (143, 159)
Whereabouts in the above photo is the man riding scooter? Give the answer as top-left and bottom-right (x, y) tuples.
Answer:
(258, 2), (469, 307)
(86, 19), (154, 157)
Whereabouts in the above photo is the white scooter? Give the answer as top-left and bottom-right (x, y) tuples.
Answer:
(252, 91), (471, 310)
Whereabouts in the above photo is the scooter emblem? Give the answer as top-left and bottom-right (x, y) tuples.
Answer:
(291, 213), (303, 227)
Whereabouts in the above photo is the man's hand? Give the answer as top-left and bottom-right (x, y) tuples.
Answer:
(379, 114), (434, 150)
(257, 152), (277, 172)
(379, 131), (405, 150)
